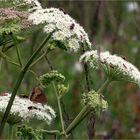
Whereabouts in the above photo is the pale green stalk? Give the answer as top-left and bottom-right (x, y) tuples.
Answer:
(52, 82), (65, 134)
(30, 51), (48, 68)
(11, 35), (23, 67)
(65, 78), (112, 136)
(0, 51), (20, 67)
(41, 129), (61, 135)
(8, 124), (14, 139)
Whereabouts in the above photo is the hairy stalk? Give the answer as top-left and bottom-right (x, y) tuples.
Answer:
(44, 53), (70, 128)
(81, 46), (95, 139)
(0, 32), (54, 136)
(0, 51), (20, 67)
(15, 45), (22, 67)
(11, 35), (22, 67)
(2, 44), (14, 52)
(0, 51), (42, 84)
(0, 50), (44, 81)
(52, 82), (65, 134)
(44, 52), (54, 70)
(8, 124), (13, 139)
(84, 63), (91, 91)
(60, 100), (70, 128)
(97, 78), (111, 118)
(0, 50), (42, 84)
(65, 78), (111, 137)
(65, 105), (90, 135)
(29, 70), (41, 84)
(30, 51), (48, 68)
(0, 58), (3, 72)
(41, 129), (61, 135)
(81, 45), (91, 92)
(97, 78), (111, 93)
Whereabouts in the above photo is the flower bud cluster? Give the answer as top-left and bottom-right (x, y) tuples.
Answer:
(82, 90), (108, 113)
(40, 70), (65, 87)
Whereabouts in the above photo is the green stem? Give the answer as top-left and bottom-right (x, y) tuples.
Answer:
(97, 78), (111, 93)
(65, 105), (89, 134)
(11, 35), (22, 67)
(0, 51), (43, 84)
(30, 50), (48, 68)
(29, 70), (41, 85)
(52, 82), (65, 134)
(41, 129), (61, 135)
(0, 58), (2, 72)
(0, 32), (54, 136)
(0, 51), (20, 67)
(44, 54), (70, 135)
(8, 124), (13, 139)
(16, 45), (22, 67)
(65, 78), (112, 136)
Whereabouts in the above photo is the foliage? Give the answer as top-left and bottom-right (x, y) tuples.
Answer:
(0, 0), (140, 139)
(82, 90), (108, 114)
(40, 70), (65, 87)
(17, 125), (43, 140)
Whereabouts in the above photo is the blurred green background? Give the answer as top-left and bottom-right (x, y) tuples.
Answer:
(1, 0), (140, 139)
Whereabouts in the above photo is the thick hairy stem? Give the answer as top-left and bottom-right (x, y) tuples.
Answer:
(97, 78), (111, 93)
(81, 46), (96, 139)
(65, 78), (111, 137)
(0, 32), (53, 136)
(65, 105), (90, 134)
(41, 129), (61, 135)
(8, 124), (13, 139)
(84, 63), (91, 91)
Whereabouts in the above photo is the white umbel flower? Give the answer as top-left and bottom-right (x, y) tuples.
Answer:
(28, 7), (91, 52)
(0, 93), (56, 124)
(25, 0), (42, 11)
(80, 50), (140, 86)
(127, 2), (138, 12)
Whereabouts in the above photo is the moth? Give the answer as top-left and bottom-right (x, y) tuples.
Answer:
(29, 87), (47, 104)
(20, 87), (47, 105)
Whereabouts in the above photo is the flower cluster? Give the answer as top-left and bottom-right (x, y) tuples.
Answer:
(82, 90), (108, 112)
(0, 93), (56, 124)
(57, 84), (69, 97)
(40, 70), (65, 87)
(24, 0), (42, 11)
(80, 50), (140, 86)
(0, 8), (31, 35)
(28, 1), (91, 52)
(17, 124), (43, 140)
